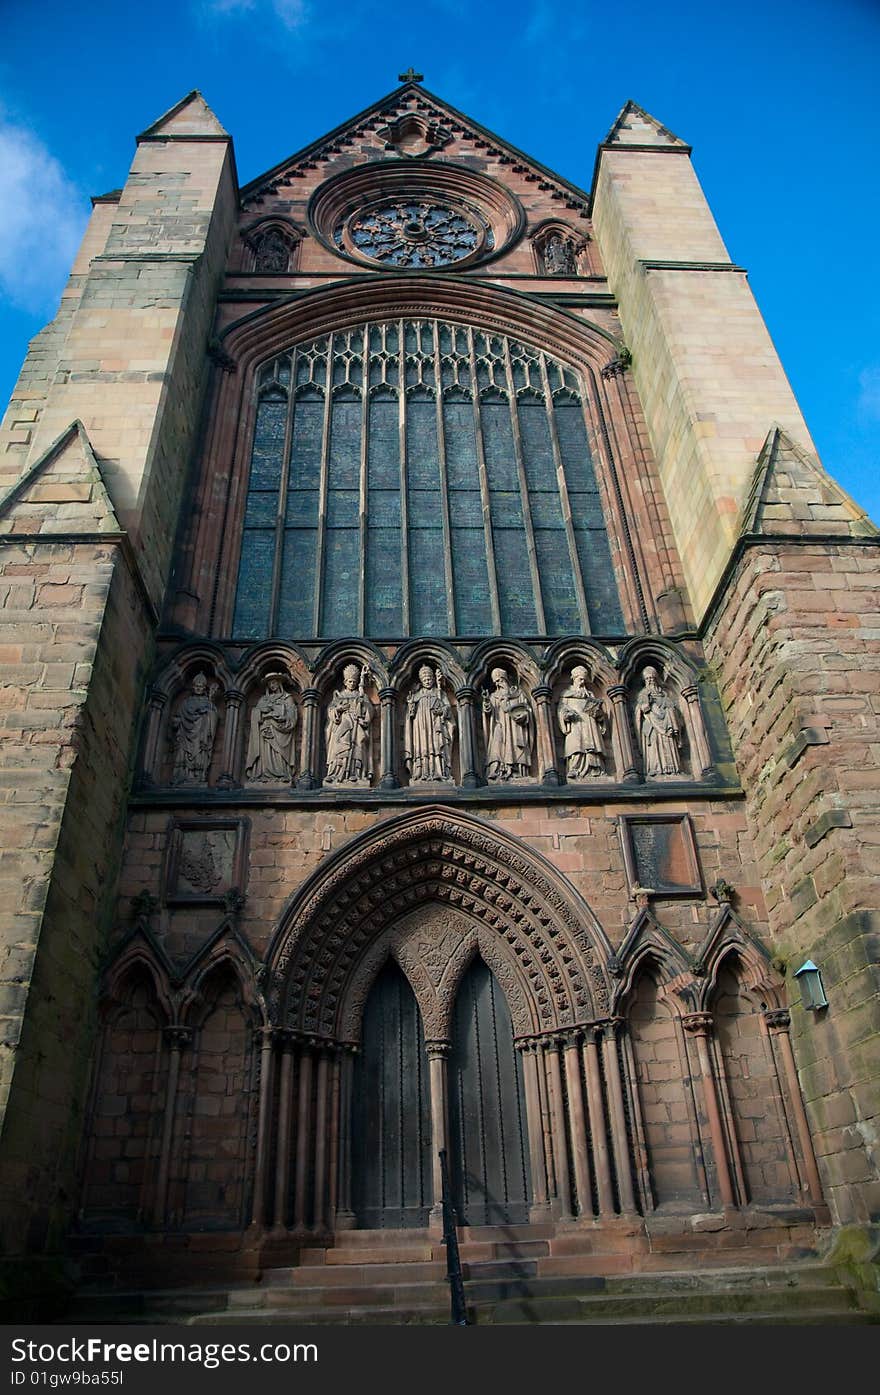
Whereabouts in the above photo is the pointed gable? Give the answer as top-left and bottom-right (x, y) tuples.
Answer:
(138, 90), (229, 142)
(740, 425), (878, 539)
(240, 82), (590, 214)
(603, 100), (689, 150)
(0, 421), (121, 537)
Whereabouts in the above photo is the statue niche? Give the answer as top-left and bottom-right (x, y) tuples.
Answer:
(324, 663), (375, 787)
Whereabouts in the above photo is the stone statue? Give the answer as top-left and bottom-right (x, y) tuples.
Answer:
(558, 665), (607, 779)
(543, 233), (577, 276)
(245, 672), (297, 782)
(404, 664), (456, 783)
(635, 665), (682, 777)
(482, 667), (534, 781)
(171, 672), (218, 785)
(325, 663), (374, 785)
(253, 228), (289, 273)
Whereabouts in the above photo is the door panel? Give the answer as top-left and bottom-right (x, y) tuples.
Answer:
(352, 960), (432, 1227)
(448, 957), (531, 1225)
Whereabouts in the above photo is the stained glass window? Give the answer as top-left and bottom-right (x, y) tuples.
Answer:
(232, 321), (624, 640)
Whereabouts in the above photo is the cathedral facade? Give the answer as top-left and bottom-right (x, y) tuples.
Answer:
(0, 80), (877, 1306)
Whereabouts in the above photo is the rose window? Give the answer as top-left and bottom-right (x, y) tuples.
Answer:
(337, 201), (489, 268)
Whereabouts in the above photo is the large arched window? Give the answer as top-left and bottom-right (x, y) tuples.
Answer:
(232, 320), (624, 640)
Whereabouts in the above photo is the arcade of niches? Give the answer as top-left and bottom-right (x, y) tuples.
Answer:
(2, 78), (877, 1302)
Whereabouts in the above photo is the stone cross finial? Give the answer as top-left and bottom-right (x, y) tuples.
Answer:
(398, 67), (424, 83)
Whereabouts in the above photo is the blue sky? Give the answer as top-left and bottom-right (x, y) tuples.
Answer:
(0, 0), (877, 520)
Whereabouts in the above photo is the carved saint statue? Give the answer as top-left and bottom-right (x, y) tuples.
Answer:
(253, 228), (289, 273)
(404, 664), (456, 783)
(171, 672), (218, 785)
(635, 665), (682, 777)
(325, 663), (374, 785)
(558, 665), (607, 779)
(245, 673), (298, 782)
(543, 233), (577, 276)
(482, 667), (534, 781)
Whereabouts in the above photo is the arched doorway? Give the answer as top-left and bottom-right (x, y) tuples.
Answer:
(351, 961), (432, 1228)
(448, 957), (531, 1225)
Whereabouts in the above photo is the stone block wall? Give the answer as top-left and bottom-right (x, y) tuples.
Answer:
(705, 539), (880, 1223)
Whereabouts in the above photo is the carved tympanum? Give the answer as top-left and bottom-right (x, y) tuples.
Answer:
(558, 666), (607, 779)
(170, 672), (218, 786)
(245, 673), (297, 783)
(325, 664), (374, 786)
(482, 667), (534, 782)
(403, 665), (456, 783)
(634, 666), (682, 778)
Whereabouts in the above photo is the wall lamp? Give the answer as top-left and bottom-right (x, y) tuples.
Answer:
(794, 960), (828, 1012)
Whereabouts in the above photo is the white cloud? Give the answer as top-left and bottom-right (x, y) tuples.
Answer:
(857, 364), (880, 422)
(0, 117), (87, 317)
(200, 0), (309, 28)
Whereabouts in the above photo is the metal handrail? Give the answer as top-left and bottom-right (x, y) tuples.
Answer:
(439, 1148), (469, 1326)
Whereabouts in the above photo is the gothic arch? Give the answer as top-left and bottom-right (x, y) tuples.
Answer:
(235, 642), (311, 694)
(611, 908), (697, 1016)
(267, 805), (613, 1038)
(151, 642), (233, 699)
(183, 276), (659, 638)
(693, 905), (784, 1013)
(468, 639), (541, 691)
(541, 637), (617, 690)
(178, 926), (267, 1030)
(312, 639), (391, 692)
(389, 640), (467, 692)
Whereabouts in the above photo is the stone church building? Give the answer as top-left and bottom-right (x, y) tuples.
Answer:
(0, 78), (877, 1318)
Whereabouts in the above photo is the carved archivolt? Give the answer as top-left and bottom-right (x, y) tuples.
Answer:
(268, 806), (614, 1036)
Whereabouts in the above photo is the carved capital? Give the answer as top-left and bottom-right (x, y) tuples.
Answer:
(163, 1025), (192, 1050)
(425, 1038), (451, 1060)
(378, 687), (398, 703)
(764, 1008), (791, 1033)
(606, 684), (628, 702)
(532, 684), (552, 703)
(455, 686), (476, 703)
(223, 688), (245, 709)
(599, 1016), (625, 1041)
(148, 687), (168, 712)
(300, 687), (320, 706)
(682, 1012), (714, 1038)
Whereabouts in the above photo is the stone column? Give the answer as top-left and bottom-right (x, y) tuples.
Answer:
(519, 1042), (550, 1216)
(544, 1037), (572, 1219)
(455, 686), (480, 788)
(426, 1040), (450, 1226)
(140, 688), (168, 786)
(682, 1012), (735, 1208)
(296, 688), (321, 790)
(582, 1027), (615, 1216)
(218, 687), (244, 786)
(532, 685), (561, 785)
(154, 1025), (190, 1227)
(293, 1041), (313, 1229)
(536, 1037), (556, 1204)
(378, 687), (399, 789)
(563, 1031), (593, 1217)
(326, 1048), (342, 1231)
(249, 1026), (275, 1229)
(336, 1045), (357, 1229)
(600, 1018), (637, 1214)
(681, 684), (714, 777)
(765, 1009), (826, 1210)
(272, 1031), (295, 1231)
(312, 1047), (331, 1232)
(607, 685), (640, 782)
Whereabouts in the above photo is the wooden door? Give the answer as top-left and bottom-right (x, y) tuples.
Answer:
(448, 957), (532, 1225)
(351, 960), (432, 1227)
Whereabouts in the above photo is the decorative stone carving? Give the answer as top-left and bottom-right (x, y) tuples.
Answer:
(403, 665), (456, 783)
(253, 227), (290, 273)
(558, 666), (607, 780)
(481, 667), (534, 782)
(245, 673), (298, 783)
(542, 232), (578, 276)
(325, 664), (375, 786)
(170, 672), (218, 785)
(634, 666), (683, 778)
